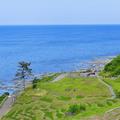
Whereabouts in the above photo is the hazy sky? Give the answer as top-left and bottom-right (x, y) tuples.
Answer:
(0, 0), (120, 25)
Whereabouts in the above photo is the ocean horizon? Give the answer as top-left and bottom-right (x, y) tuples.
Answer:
(0, 25), (120, 93)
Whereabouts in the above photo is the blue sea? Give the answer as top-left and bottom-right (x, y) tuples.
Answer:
(0, 25), (120, 94)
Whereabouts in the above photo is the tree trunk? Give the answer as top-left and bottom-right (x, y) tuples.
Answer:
(23, 79), (25, 90)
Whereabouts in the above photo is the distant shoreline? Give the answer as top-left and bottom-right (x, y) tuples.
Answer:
(0, 24), (120, 26)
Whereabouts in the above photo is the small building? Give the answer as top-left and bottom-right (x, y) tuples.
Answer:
(80, 72), (96, 77)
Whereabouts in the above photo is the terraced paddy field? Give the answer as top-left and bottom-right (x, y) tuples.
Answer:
(2, 74), (120, 120)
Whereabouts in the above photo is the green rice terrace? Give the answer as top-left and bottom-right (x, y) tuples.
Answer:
(0, 74), (120, 120)
(2, 55), (120, 120)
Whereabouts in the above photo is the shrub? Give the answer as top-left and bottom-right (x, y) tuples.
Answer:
(58, 96), (71, 101)
(32, 77), (38, 84)
(32, 77), (39, 89)
(97, 102), (105, 107)
(67, 104), (80, 115)
(115, 90), (120, 98)
(111, 99), (118, 103)
(76, 95), (84, 99)
(4, 92), (9, 96)
(79, 104), (86, 111)
(65, 88), (71, 92)
(32, 84), (37, 89)
(67, 104), (86, 115)
(56, 110), (63, 118)
(73, 88), (77, 92)
(61, 108), (66, 113)
(106, 100), (113, 106)
(45, 112), (54, 119)
(40, 96), (53, 102)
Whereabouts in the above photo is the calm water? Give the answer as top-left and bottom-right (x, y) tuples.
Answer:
(0, 25), (120, 93)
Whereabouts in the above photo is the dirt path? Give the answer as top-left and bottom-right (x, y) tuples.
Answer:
(97, 74), (116, 99)
(0, 95), (15, 119)
(102, 107), (120, 120)
(52, 73), (68, 82)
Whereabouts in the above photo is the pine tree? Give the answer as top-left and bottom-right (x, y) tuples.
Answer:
(15, 61), (32, 90)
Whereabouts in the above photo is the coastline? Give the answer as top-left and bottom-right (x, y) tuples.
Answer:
(0, 55), (115, 96)
(0, 55), (119, 120)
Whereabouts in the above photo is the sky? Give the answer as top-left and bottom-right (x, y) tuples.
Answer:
(0, 0), (120, 25)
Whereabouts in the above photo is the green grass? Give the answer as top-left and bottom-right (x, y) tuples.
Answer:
(38, 77), (110, 98)
(103, 77), (120, 96)
(104, 78), (120, 91)
(2, 75), (120, 120)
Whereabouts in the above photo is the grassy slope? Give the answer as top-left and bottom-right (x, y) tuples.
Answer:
(2, 75), (120, 120)
(103, 78), (120, 93)
(2, 56), (120, 120)
(101, 55), (120, 96)
(95, 55), (120, 120)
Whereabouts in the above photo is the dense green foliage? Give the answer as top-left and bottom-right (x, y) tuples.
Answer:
(32, 77), (39, 89)
(103, 55), (120, 76)
(67, 104), (86, 115)
(0, 92), (9, 104)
